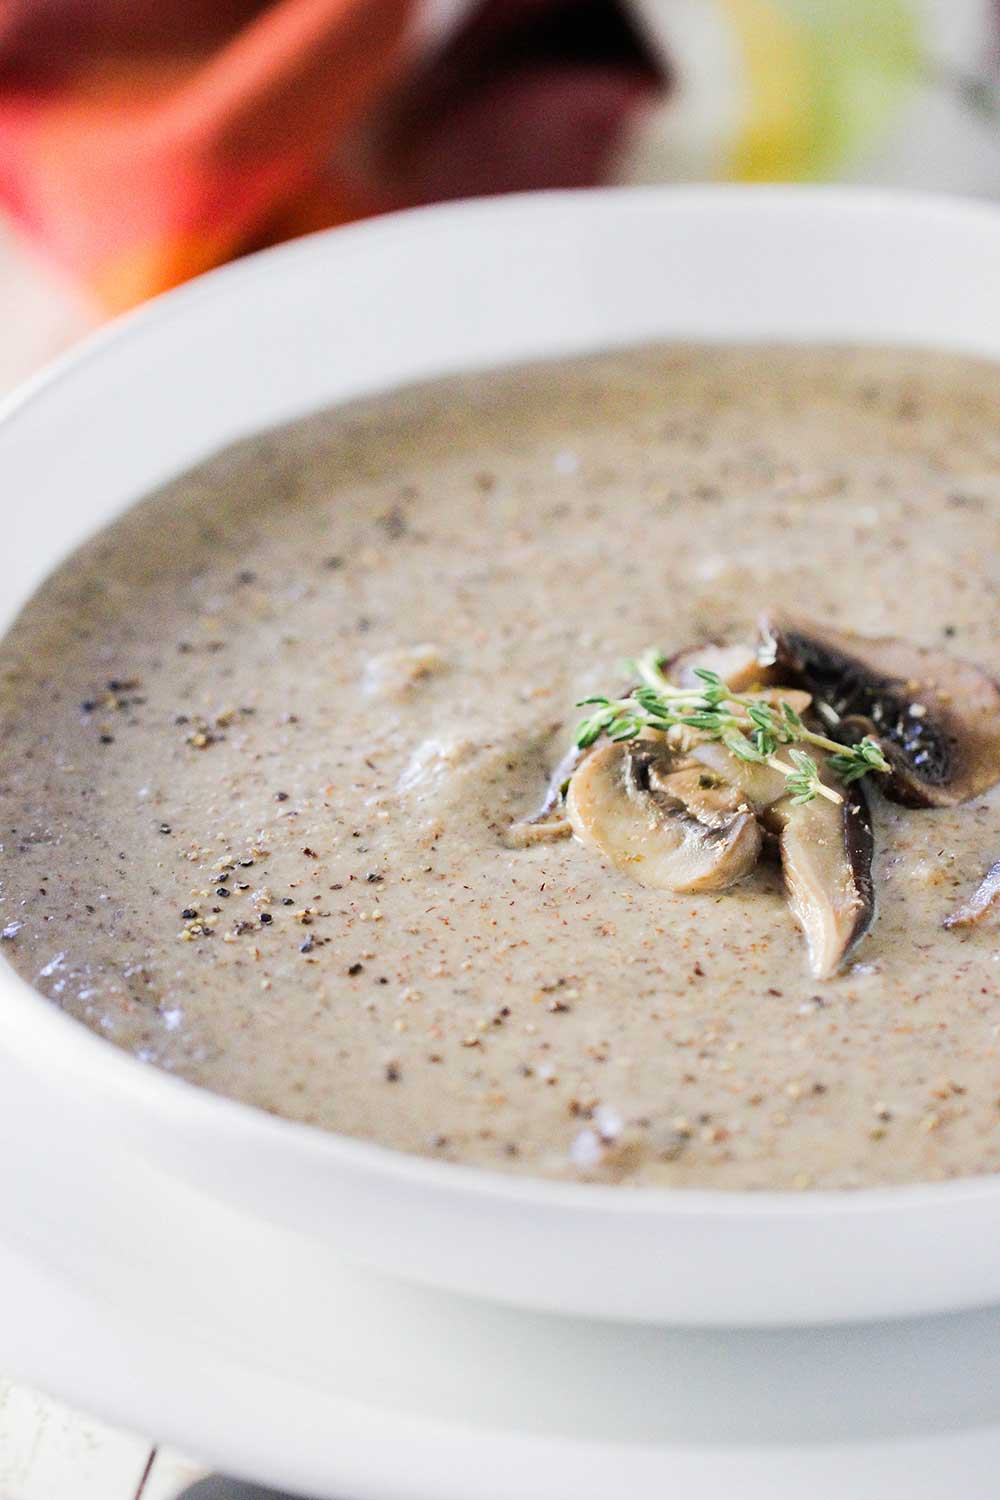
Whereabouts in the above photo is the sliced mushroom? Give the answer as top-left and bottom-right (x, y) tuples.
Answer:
(686, 740), (790, 813)
(745, 686), (813, 717)
(666, 640), (767, 693)
(503, 644), (801, 850)
(647, 762), (752, 826)
(944, 859), (1000, 929)
(504, 742), (585, 848)
(760, 609), (1000, 807)
(765, 772), (875, 980)
(504, 812), (572, 849)
(566, 739), (762, 894)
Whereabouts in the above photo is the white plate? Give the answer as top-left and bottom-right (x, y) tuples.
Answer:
(7, 1044), (1000, 1499)
(4, 187), (1000, 1328)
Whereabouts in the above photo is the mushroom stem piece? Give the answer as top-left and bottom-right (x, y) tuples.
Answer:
(945, 860), (1000, 929)
(566, 740), (762, 894)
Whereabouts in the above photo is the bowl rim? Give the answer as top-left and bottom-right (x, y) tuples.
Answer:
(4, 180), (1000, 1223)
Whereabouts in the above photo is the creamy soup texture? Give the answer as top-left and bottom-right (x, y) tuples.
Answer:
(3, 345), (1000, 1190)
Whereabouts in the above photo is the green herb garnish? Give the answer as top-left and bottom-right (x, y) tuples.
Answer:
(575, 647), (890, 806)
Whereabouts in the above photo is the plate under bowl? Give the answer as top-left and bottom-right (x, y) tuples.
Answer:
(3, 186), (1000, 1326)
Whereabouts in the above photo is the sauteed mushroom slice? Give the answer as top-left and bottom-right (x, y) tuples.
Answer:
(504, 742), (585, 847)
(647, 762), (751, 827)
(505, 811), (572, 848)
(765, 774), (876, 980)
(505, 645), (803, 850)
(566, 740), (762, 894)
(686, 740), (790, 812)
(760, 609), (1000, 807)
(666, 641), (767, 693)
(945, 859), (1000, 930)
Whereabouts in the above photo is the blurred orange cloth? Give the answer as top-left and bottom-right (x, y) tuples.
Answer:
(0, 0), (418, 311)
(0, 0), (660, 313)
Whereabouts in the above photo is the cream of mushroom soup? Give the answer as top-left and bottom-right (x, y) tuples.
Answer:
(3, 344), (1000, 1189)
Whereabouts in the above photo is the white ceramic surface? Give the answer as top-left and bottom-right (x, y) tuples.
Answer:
(6, 1043), (1000, 1499)
(3, 187), (1000, 1328)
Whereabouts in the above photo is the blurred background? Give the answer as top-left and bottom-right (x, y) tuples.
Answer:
(0, 0), (998, 390)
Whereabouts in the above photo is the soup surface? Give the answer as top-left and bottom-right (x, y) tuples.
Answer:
(2, 345), (1000, 1189)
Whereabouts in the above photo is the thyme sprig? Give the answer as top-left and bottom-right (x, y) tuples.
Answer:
(575, 647), (890, 806)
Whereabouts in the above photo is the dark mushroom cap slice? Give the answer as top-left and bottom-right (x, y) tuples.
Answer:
(765, 772), (876, 980)
(566, 739), (763, 894)
(760, 609), (1000, 807)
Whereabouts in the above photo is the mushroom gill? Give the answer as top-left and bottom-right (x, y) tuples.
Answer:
(565, 739), (762, 894)
(760, 609), (1000, 808)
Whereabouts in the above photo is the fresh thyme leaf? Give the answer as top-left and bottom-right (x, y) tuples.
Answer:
(608, 718), (642, 742)
(575, 705), (619, 748)
(780, 699), (804, 733)
(747, 703), (776, 731)
(572, 643), (893, 803)
(692, 668), (727, 709)
(747, 702), (779, 758)
(753, 728), (778, 758)
(863, 736), (891, 769)
(829, 735), (892, 783)
(634, 686), (671, 715)
(788, 748), (819, 774)
(723, 730), (767, 764)
(782, 749), (823, 805)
